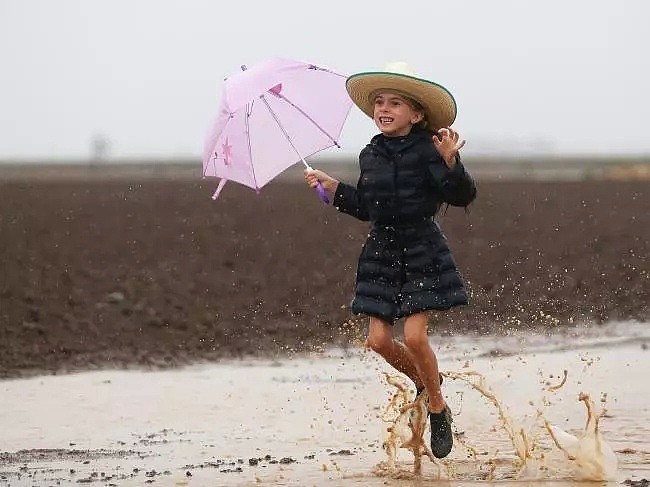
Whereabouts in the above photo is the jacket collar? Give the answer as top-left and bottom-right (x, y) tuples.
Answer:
(368, 127), (432, 157)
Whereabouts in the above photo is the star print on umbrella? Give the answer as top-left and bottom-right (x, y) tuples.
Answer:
(221, 138), (232, 166)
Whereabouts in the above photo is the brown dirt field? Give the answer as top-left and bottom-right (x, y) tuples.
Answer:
(0, 176), (648, 378)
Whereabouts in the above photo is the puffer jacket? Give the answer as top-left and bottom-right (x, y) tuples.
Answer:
(332, 127), (476, 323)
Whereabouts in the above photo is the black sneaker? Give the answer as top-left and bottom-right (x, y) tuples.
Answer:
(429, 405), (453, 458)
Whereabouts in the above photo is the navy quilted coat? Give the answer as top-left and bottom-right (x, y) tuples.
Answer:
(333, 127), (477, 323)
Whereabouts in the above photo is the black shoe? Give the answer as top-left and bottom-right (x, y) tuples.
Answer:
(429, 405), (453, 458)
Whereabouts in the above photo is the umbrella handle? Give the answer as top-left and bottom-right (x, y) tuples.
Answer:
(315, 182), (330, 205)
(305, 165), (329, 205)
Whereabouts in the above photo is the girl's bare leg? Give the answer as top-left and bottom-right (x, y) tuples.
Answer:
(366, 316), (424, 390)
(402, 312), (445, 413)
(369, 312), (452, 458)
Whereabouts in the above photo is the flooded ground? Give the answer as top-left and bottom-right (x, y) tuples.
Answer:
(1, 321), (649, 486)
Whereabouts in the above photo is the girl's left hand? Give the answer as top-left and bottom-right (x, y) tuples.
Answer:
(433, 127), (466, 168)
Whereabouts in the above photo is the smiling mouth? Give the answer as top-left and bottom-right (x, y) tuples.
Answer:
(379, 116), (394, 124)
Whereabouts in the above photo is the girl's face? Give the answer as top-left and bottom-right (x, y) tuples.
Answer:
(372, 92), (424, 137)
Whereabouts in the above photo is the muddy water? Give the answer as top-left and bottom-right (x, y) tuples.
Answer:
(1, 322), (648, 487)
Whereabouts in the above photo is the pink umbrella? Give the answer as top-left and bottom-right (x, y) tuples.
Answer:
(202, 57), (353, 203)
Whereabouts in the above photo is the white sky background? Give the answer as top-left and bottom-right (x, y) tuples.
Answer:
(0, 0), (648, 160)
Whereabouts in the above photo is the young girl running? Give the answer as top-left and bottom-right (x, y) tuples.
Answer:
(305, 62), (476, 458)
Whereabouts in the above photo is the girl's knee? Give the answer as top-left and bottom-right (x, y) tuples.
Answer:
(367, 318), (394, 355)
(403, 313), (431, 352)
(403, 329), (429, 352)
(366, 331), (393, 355)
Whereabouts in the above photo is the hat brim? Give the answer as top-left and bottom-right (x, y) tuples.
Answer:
(346, 72), (457, 130)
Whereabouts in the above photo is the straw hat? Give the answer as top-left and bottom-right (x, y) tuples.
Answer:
(346, 62), (457, 131)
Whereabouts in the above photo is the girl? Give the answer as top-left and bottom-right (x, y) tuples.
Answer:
(305, 62), (476, 458)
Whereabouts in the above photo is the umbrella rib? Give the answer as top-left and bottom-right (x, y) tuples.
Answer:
(274, 92), (341, 148)
(259, 94), (310, 169)
(244, 100), (260, 190)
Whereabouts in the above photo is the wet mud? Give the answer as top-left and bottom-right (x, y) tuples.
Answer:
(1, 324), (648, 486)
(0, 446), (322, 486)
(1, 177), (647, 379)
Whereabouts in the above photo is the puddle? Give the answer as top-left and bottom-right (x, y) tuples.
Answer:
(1, 322), (648, 486)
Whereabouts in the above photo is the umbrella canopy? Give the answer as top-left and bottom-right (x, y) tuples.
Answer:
(202, 57), (352, 200)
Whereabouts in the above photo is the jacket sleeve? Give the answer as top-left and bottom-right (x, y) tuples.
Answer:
(332, 178), (370, 221)
(435, 153), (477, 207)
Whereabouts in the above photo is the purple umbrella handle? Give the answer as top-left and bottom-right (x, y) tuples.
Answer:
(315, 182), (329, 204)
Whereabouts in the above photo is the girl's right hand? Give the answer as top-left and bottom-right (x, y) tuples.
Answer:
(304, 168), (339, 194)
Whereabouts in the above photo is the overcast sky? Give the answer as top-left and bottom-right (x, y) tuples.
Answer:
(1, 0), (649, 160)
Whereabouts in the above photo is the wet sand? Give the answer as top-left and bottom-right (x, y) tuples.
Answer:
(1, 322), (648, 486)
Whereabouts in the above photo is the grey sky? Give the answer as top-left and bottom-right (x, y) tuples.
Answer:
(1, 0), (648, 159)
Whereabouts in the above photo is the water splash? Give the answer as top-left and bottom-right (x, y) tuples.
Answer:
(544, 392), (618, 480)
(377, 373), (436, 477)
(376, 369), (617, 481)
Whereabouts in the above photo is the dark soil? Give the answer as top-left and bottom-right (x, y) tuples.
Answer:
(1, 177), (647, 378)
